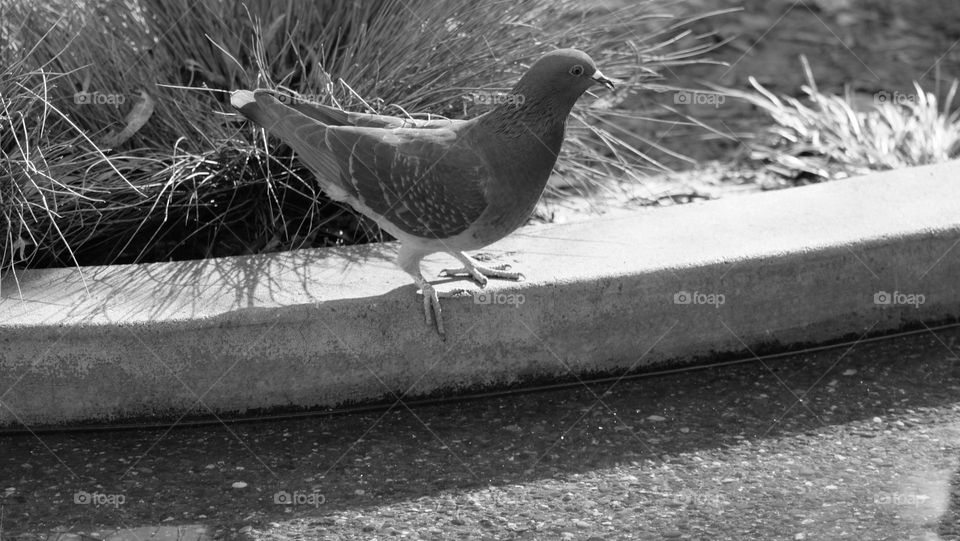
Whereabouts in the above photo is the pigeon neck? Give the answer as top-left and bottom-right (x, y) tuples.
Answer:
(481, 87), (577, 140)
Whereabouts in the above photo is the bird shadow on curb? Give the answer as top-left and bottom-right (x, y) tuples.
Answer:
(0, 240), (400, 324)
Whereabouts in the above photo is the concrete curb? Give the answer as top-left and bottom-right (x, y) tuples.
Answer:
(2, 160), (959, 427)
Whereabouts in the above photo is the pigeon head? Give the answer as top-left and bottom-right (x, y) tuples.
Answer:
(512, 48), (615, 106)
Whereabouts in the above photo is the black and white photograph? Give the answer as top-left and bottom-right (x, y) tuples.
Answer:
(2, 0), (960, 539)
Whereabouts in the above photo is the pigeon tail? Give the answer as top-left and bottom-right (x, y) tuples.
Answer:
(230, 90), (273, 130)
(230, 90), (354, 205)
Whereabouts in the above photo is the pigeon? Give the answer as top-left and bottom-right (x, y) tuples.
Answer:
(231, 48), (615, 338)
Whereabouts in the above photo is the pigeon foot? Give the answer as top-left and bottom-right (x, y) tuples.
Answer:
(440, 253), (525, 287)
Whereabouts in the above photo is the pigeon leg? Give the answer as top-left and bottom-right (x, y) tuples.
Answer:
(440, 252), (524, 287)
(417, 278), (446, 339)
(413, 278), (472, 340)
(399, 243), (469, 339)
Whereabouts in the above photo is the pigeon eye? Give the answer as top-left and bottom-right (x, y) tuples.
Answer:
(569, 65), (584, 76)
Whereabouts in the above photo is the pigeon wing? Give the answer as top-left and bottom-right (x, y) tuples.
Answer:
(324, 125), (491, 239)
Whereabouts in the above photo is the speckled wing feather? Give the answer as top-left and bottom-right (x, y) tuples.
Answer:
(324, 125), (491, 239)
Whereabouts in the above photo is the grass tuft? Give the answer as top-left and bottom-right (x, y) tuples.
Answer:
(721, 56), (960, 181)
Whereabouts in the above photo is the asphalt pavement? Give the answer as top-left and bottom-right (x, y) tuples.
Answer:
(3, 323), (960, 540)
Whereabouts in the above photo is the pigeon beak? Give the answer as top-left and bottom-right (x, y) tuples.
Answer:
(591, 69), (616, 91)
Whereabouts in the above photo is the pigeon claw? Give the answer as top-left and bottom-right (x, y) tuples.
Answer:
(439, 264), (524, 286)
